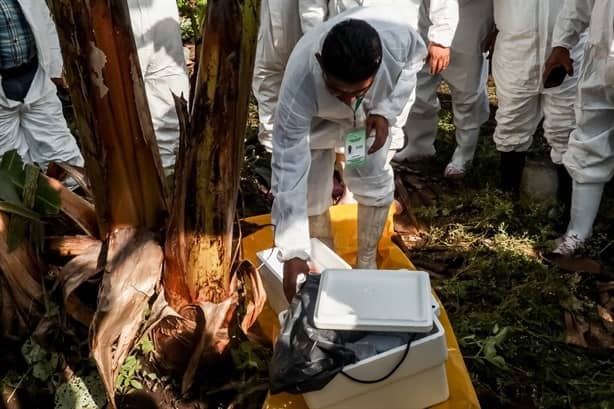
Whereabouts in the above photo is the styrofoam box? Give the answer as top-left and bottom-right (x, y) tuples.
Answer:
(256, 238), (352, 315)
(314, 269), (433, 333)
(303, 315), (449, 409)
(256, 239), (440, 317)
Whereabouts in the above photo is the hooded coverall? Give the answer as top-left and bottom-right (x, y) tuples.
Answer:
(551, 0), (614, 254)
(395, 0), (492, 176)
(128, 0), (190, 171)
(0, 0), (83, 169)
(492, 0), (586, 165)
(252, 0), (302, 152)
(271, 7), (427, 262)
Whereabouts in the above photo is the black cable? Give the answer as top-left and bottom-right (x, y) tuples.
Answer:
(340, 333), (418, 384)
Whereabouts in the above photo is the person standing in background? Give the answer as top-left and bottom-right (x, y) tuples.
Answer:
(0, 0), (84, 170)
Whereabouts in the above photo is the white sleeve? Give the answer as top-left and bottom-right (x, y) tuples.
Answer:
(299, 0), (329, 33)
(270, 72), (317, 261)
(42, 3), (63, 78)
(427, 0), (459, 47)
(553, 0), (594, 50)
(369, 33), (428, 129)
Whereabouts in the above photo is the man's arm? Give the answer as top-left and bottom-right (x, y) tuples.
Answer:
(299, 0), (329, 33)
(552, 0), (593, 50)
(544, 0), (593, 80)
(270, 74), (316, 262)
(426, 0), (459, 74)
(369, 33), (428, 147)
(42, 3), (63, 79)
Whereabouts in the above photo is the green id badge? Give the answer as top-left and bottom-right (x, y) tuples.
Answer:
(344, 129), (367, 169)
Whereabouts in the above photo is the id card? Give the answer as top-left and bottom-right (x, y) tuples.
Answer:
(344, 129), (366, 169)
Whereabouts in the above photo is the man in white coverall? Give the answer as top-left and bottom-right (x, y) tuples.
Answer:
(0, 0), (84, 170)
(299, 0), (457, 204)
(271, 7), (427, 301)
(252, 0), (302, 152)
(544, 0), (614, 255)
(128, 0), (190, 173)
(394, 0), (493, 178)
(489, 0), (586, 201)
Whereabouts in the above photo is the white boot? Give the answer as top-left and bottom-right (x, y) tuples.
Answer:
(356, 204), (390, 269)
(444, 128), (479, 177)
(553, 181), (604, 255)
(309, 209), (334, 250)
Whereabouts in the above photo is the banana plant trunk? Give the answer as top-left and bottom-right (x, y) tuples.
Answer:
(165, 0), (260, 307)
(48, 0), (168, 236)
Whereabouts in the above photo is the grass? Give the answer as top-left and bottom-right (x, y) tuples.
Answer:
(396, 88), (614, 408)
(240, 84), (614, 408)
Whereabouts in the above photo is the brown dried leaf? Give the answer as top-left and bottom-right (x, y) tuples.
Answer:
(0, 213), (44, 337)
(588, 321), (614, 350)
(181, 298), (237, 395)
(229, 260), (266, 334)
(564, 312), (589, 348)
(46, 177), (99, 238)
(46, 162), (92, 197)
(46, 235), (101, 257)
(0, 273), (29, 341)
(542, 253), (604, 274)
(90, 228), (163, 408)
(58, 239), (102, 326)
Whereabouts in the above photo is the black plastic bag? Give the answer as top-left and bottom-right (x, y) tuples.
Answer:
(268, 274), (364, 394)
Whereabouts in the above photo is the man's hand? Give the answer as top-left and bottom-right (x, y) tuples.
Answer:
(426, 42), (450, 75)
(283, 257), (309, 302)
(481, 28), (499, 61)
(544, 46), (574, 80)
(365, 114), (389, 154)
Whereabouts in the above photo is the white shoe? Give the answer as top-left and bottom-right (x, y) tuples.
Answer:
(393, 145), (436, 163)
(553, 234), (586, 256)
(444, 162), (466, 178)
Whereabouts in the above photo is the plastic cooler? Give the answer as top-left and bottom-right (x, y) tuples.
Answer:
(255, 239), (440, 317)
(257, 240), (449, 409)
(256, 238), (353, 315)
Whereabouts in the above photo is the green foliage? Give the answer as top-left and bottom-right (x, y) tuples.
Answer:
(115, 335), (160, 395)
(22, 338), (59, 383)
(0, 150), (61, 249)
(55, 373), (107, 409)
(407, 97), (614, 408)
(177, 0), (208, 41)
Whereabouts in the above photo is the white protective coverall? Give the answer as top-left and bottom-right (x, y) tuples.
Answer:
(395, 0), (492, 176)
(0, 0), (83, 169)
(491, 0), (586, 165)
(128, 0), (190, 171)
(252, 0), (302, 152)
(271, 7), (427, 260)
(299, 0), (458, 42)
(551, 0), (614, 254)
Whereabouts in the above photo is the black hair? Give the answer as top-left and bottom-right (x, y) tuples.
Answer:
(320, 19), (383, 84)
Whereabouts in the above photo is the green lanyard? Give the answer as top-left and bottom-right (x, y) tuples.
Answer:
(351, 97), (364, 129)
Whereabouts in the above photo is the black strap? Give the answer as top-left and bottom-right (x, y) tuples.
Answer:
(340, 333), (417, 384)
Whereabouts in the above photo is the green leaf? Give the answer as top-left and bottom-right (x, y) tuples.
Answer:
(0, 201), (41, 221)
(486, 355), (507, 369)
(7, 215), (27, 251)
(129, 380), (143, 390)
(0, 150), (25, 177)
(0, 171), (22, 204)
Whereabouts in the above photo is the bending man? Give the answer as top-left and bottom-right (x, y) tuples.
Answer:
(270, 7), (427, 301)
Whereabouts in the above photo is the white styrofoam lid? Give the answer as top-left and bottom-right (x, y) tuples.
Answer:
(314, 269), (433, 333)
